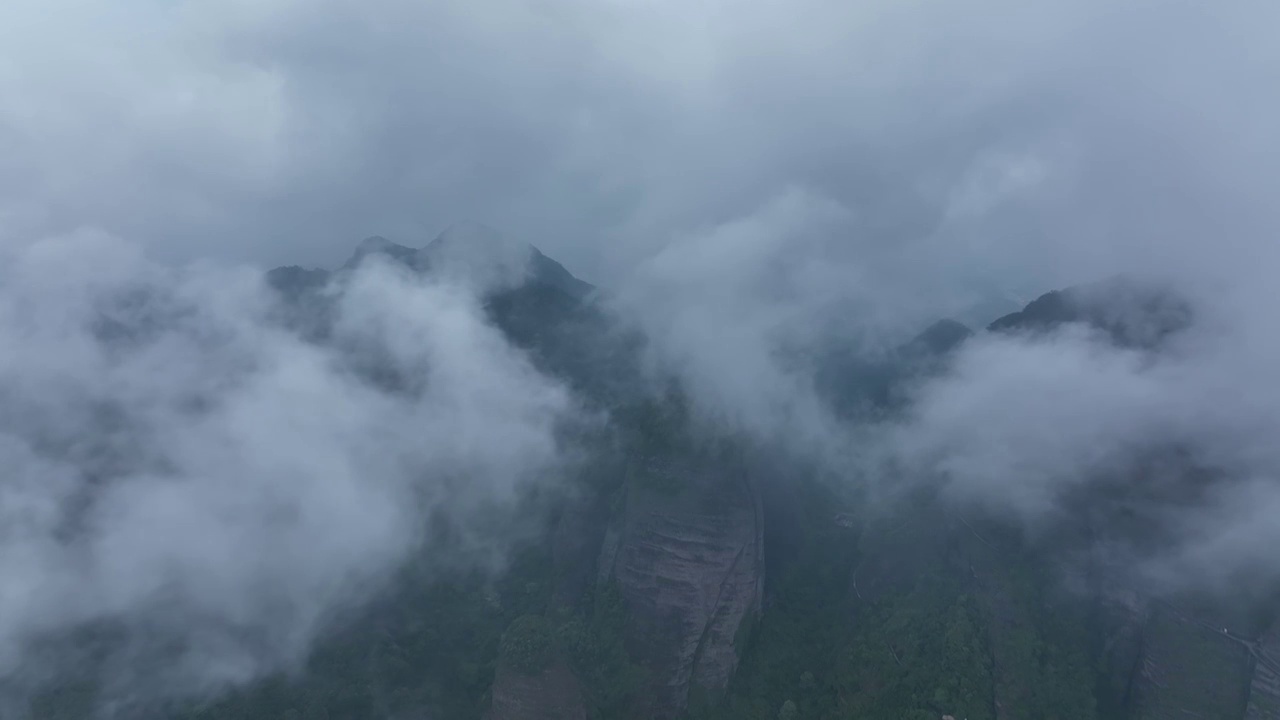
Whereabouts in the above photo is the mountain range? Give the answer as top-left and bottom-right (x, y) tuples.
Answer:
(27, 230), (1271, 720)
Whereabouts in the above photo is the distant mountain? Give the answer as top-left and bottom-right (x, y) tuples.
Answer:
(988, 276), (1192, 348)
(271, 224), (594, 301)
(170, 257), (1275, 720)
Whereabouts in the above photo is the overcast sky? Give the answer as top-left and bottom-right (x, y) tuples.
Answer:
(2, 0), (1276, 297)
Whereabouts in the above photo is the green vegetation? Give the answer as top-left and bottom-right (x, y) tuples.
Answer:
(21, 485), (1113, 720)
(684, 471), (1103, 720)
(612, 385), (748, 497)
(688, 478), (860, 720)
(151, 543), (560, 720)
(984, 560), (1098, 720)
(497, 584), (648, 718)
(501, 615), (558, 675)
(1128, 607), (1253, 720)
(834, 577), (995, 720)
(558, 582), (647, 719)
(22, 394), (1113, 720)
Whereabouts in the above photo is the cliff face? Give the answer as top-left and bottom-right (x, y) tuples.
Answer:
(486, 658), (589, 720)
(600, 457), (764, 719)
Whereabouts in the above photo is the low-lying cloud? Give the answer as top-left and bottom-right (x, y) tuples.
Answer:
(883, 276), (1280, 592)
(0, 231), (576, 709)
(3, 0), (1280, 707)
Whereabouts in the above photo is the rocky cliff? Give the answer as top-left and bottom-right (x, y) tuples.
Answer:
(485, 658), (589, 720)
(599, 454), (765, 719)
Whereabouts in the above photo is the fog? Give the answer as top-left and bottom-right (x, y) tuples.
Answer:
(3, 0), (1280, 711)
(4, 0), (1273, 282)
(0, 232), (575, 708)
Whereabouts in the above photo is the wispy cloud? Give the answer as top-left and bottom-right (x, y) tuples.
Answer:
(0, 232), (576, 707)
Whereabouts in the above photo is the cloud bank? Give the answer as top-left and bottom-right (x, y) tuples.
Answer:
(886, 277), (1280, 595)
(1, 0), (1273, 286)
(0, 232), (575, 709)
(3, 0), (1280, 707)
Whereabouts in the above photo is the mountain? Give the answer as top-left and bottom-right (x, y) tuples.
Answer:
(266, 226), (627, 401)
(277, 225), (594, 302)
(839, 279), (1274, 720)
(69, 245), (1264, 720)
(260, 231), (765, 720)
(987, 276), (1193, 348)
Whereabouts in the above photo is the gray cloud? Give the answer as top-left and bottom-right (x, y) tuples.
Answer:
(4, 0), (1280, 703)
(0, 232), (575, 708)
(3, 0), (1274, 286)
(879, 276), (1280, 594)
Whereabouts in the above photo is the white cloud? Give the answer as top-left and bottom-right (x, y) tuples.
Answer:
(2, 0), (1280, 701)
(0, 232), (575, 703)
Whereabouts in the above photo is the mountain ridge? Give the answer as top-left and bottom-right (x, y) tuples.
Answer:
(173, 248), (1278, 720)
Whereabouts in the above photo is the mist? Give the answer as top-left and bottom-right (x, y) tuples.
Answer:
(3, 0), (1280, 714)
(0, 232), (576, 709)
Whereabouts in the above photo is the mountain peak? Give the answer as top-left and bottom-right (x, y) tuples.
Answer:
(421, 224), (536, 291)
(342, 235), (418, 269)
(321, 226), (593, 299)
(988, 276), (1191, 348)
(356, 235), (397, 253)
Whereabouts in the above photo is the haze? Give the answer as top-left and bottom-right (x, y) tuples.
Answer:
(2, 0), (1279, 715)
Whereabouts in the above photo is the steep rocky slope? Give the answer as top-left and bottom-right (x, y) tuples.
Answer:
(486, 658), (589, 720)
(598, 455), (765, 719)
(266, 233), (767, 720)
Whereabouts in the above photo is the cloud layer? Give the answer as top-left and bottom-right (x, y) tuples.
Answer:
(2, 0), (1274, 286)
(0, 233), (574, 708)
(3, 0), (1280, 707)
(885, 277), (1280, 594)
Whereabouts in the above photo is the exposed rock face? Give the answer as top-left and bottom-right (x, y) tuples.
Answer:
(1246, 619), (1280, 719)
(601, 458), (764, 719)
(486, 658), (589, 720)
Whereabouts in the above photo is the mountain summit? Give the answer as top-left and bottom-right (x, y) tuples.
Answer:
(342, 235), (420, 270)
(319, 224), (593, 300)
(420, 222), (534, 291)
